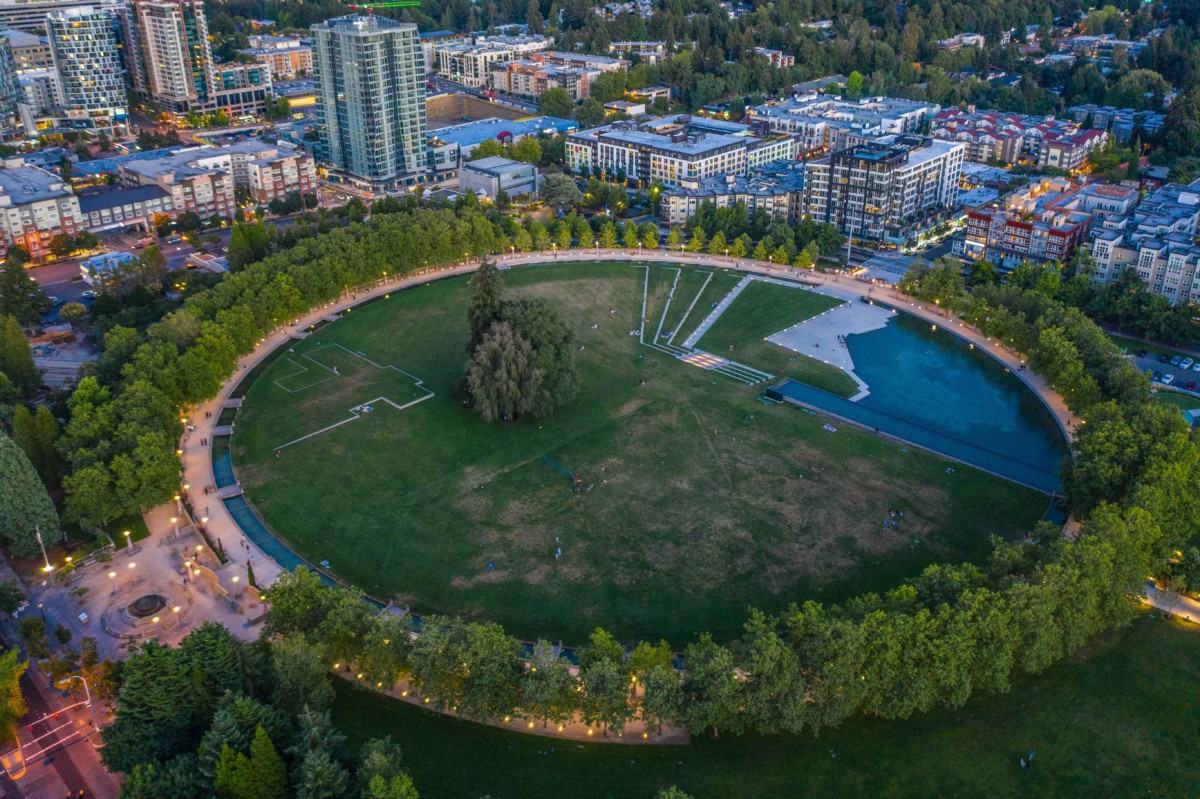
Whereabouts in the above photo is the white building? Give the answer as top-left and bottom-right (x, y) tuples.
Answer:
(0, 164), (82, 261)
(1090, 179), (1200, 306)
(802, 135), (964, 242)
(434, 33), (552, 86)
(747, 94), (940, 155)
(45, 6), (126, 134)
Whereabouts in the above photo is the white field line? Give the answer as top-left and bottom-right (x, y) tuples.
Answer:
(274, 392), (435, 451)
(668, 271), (713, 346)
(653, 268), (682, 343)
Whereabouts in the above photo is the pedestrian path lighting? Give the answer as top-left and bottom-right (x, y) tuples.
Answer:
(232, 576), (241, 597)
(173, 605), (183, 629)
(36, 526), (51, 574)
(108, 571), (117, 594)
(123, 530), (131, 549)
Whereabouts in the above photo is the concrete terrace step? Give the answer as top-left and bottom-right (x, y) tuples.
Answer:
(681, 275), (753, 349)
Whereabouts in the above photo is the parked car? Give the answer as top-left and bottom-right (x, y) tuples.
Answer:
(1181, 358), (1194, 369)
(1185, 380), (1197, 391)
(81, 290), (97, 300)
(1192, 362), (1200, 372)
(1170, 355), (1183, 366)
(1136, 349), (1148, 357)
(1153, 371), (1164, 382)
(1158, 354), (1171, 363)
(1162, 373), (1176, 385)
(46, 296), (63, 307)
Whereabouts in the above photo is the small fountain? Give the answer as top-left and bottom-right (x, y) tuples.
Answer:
(127, 594), (167, 619)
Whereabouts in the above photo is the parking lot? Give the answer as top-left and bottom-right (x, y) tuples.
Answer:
(1133, 350), (1200, 392)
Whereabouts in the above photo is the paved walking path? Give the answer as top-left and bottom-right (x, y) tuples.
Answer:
(165, 247), (1080, 745)
(180, 248), (1079, 607)
(1142, 582), (1200, 622)
(681, 274), (752, 349)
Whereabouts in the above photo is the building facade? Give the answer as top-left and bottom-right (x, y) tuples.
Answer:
(0, 27), (52, 70)
(459, 156), (539, 200)
(754, 47), (794, 68)
(659, 160), (805, 225)
(0, 165), (83, 260)
(127, 0), (214, 112)
(1089, 179), (1200, 306)
(747, 94), (940, 156)
(0, 0), (121, 32)
(0, 32), (19, 125)
(802, 136), (964, 241)
(45, 6), (126, 134)
(78, 184), (174, 231)
(567, 115), (795, 188)
(239, 33), (312, 81)
(312, 15), (426, 189)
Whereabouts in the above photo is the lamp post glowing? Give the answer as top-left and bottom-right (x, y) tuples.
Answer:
(173, 605), (183, 629)
(123, 530), (131, 550)
(171, 516), (179, 536)
(232, 576), (241, 598)
(55, 675), (99, 731)
(108, 571), (117, 594)
(36, 526), (51, 574)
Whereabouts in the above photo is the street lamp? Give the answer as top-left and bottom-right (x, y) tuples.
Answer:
(171, 516), (178, 536)
(232, 576), (241, 598)
(36, 525), (51, 574)
(173, 605), (183, 630)
(123, 530), (131, 550)
(54, 675), (99, 731)
(108, 571), (117, 594)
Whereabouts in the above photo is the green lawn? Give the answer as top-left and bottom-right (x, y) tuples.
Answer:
(673, 270), (744, 344)
(233, 262), (1046, 644)
(332, 614), (1200, 799)
(1107, 333), (1194, 361)
(696, 280), (858, 396)
(1154, 391), (1200, 412)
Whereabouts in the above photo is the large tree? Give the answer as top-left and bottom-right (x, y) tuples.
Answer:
(541, 173), (583, 213)
(0, 433), (58, 557)
(466, 321), (539, 423)
(0, 262), (46, 327)
(0, 648), (26, 742)
(466, 258), (504, 355)
(538, 87), (575, 119)
(0, 315), (38, 393)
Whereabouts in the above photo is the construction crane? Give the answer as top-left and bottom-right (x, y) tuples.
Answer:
(347, 0), (420, 12)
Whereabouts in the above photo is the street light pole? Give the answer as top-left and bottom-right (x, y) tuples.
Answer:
(35, 526), (51, 574)
(55, 675), (99, 732)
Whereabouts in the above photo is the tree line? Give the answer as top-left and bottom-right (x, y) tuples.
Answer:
(45, 199), (1199, 743)
(101, 620), (419, 799)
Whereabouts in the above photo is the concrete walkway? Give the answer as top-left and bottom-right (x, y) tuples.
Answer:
(681, 274), (752, 349)
(168, 247), (1080, 744)
(182, 248), (1079, 605)
(766, 300), (891, 399)
(1142, 582), (1200, 622)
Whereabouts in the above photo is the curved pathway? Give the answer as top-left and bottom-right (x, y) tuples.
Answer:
(168, 248), (1081, 741)
(180, 248), (1080, 603)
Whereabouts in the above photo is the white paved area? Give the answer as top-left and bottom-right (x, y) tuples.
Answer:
(681, 275), (752, 349)
(766, 296), (894, 399)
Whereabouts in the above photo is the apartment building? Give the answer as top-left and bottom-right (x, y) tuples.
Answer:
(126, 0), (213, 111)
(239, 33), (312, 80)
(45, 6), (126, 134)
(802, 135), (964, 241)
(931, 108), (1087, 165)
(434, 33), (551, 86)
(1067, 104), (1165, 142)
(118, 140), (313, 218)
(0, 27), (51, 70)
(1089, 179), (1200, 306)
(747, 94), (940, 155)
(608, 41), (669, 64)
(459, 156), (539, 200)
(0, 0), (120, 31)
(312, 15), (426, 189)
(754, 47), (794, 68)
(953, 178), (1094, 269)
(567, 115), (794, 188)
(0, 165), (82, 260)
(0, 32), (18, 125)
(488, 59), (599, 100)
(659, 160), (806, 225)
(417, 29), (467, 74)
(1037, 129), (1107, 172)
(77, 184), (174, 231)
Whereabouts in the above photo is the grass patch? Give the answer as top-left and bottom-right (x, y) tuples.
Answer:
(1153, 391), (1200, 413)
(234, 262), (1046, 644)
(1107, 333), (1191, 361)
(673, 270), (744, 344)
(332, 614), (1200, 799)
(697, 280), (857, 396)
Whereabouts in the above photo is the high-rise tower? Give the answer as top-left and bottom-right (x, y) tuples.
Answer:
(311, 15), (426, 190)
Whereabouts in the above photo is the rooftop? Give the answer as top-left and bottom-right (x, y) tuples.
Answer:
(78, 185), (171, 212)
(73, 146), (185, 177)
(462, 156), (533, 176)
(425, 116), (577, 148)
(0, 165), (72, 204)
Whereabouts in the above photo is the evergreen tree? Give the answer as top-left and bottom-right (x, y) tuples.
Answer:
(466, 258), (504, 355)
(0, 433), (58, 558)
(0, 261), (46, 327)
(0, 315), (38, 392)
(214, 727), (288, 799)
(102, 641), (194, 772)
(0, 648), (26, 741)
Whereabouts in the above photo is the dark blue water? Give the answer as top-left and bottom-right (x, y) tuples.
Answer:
(772, 312), (1068, 493)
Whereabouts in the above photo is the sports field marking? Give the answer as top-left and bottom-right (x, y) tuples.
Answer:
(269, 344), (435, 450)
(273, 392), (434, 451)
(667, 271), (714, 345)
(653, 268), (682, 343)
